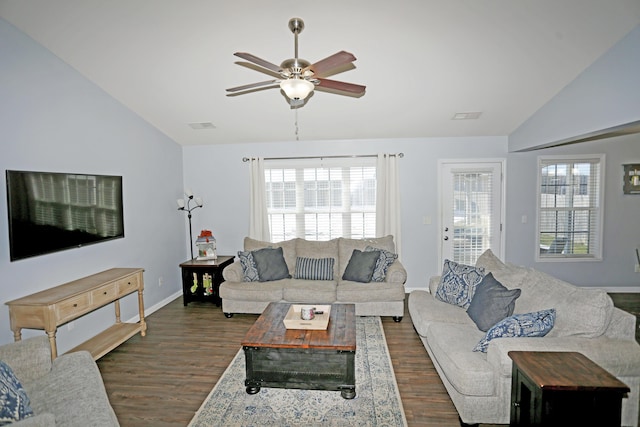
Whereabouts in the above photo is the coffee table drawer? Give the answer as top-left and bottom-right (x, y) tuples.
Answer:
(244, 346), (355, 398)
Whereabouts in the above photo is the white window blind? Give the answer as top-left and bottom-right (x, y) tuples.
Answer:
(537, 155), (604, 260)
(264, 157), (377, 242)
(452, 170), (494, 265)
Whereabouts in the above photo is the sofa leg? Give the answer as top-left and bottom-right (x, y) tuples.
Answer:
(224, 312), (233, 318)
(458, 416), (478, 427)
(392, 316), (403, 322)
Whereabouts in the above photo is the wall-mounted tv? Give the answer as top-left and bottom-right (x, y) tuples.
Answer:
(6, 170), (124, 261)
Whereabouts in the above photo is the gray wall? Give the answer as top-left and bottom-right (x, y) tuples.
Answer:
(509, 25), (640, 151)
(0, 18), (187, 349)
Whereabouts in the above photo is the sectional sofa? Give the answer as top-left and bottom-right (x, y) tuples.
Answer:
(408, 250), (640, 426)
(220, 235), (407, 320)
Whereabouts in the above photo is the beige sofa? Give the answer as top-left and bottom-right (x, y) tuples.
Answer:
(0, 335), (119, 426)
(408, 250), (640, 426)
(220, 236), (407, 321)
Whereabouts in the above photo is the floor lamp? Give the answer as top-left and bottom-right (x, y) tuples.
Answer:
(177, 189), (203, 260)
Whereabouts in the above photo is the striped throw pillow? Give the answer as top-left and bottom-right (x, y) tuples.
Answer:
(294, 257), (335, 280)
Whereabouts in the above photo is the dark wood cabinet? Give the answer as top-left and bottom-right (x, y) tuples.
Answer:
(508, 351), (629, 426)
(179, 256), (234, 306)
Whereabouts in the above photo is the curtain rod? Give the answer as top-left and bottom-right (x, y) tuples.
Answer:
(242, 153), (404, 162)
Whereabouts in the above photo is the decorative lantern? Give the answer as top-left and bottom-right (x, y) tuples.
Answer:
(195, 230), (217, 260)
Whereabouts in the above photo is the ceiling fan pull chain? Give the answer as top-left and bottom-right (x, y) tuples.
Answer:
(294, 108), (300, 141)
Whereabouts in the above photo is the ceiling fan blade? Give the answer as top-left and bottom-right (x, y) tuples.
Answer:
(304, 51), (356, 76)
(316, 78), (366, 95)
(226, 80), (280, 93)
(234, 52), (282, 73)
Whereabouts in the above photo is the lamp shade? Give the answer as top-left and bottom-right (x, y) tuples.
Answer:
(280, 78), (314, 100)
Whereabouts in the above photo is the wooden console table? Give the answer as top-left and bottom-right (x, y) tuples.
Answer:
(5, 268), (146, 360)
(508, 351), (630, 426)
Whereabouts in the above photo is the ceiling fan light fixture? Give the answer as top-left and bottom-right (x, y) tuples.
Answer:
(280, 78), (314, 100)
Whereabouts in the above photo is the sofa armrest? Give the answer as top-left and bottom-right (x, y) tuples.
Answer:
(385, 261), (407, 284)
(222, 261), (243, 282)
(0, 336), (52, 383)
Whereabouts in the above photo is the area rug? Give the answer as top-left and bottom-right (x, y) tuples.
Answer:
(188, 316), (407, 426)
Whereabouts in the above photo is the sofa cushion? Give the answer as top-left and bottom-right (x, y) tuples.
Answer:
(515, 269), (613, 338)
(282, 280), (337, 303)
(294, 257), (335, 280)
(466, 273), (521, 331)
(473, 308), (556, 353)
(0, 360), (33, 424)
(435, 259), (486, 309)
(425, 323), (495, 396)
(364, 246), (398, 282)
(408, 290), (476, 337)
(475, 249), (530, 290)
(342, 249), (380, 283)
(252, 247), (291, 282)
(337, 280), (405, 303)
(237, 251), (259, 282)
(338, 236), (395, 277)
(219, 280), (285, 302)
(295, 239), (339, 279)
(244, 237), (298, 274)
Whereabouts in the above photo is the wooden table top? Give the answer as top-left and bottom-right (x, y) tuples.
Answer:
(508, 351), (630, 393)
(242, 302), (356, 351)
(179, 256), (234, 268)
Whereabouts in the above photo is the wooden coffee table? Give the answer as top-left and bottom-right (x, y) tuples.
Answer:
(242, 302), (357, 399)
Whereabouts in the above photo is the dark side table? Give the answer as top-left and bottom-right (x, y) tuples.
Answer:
(508, 351), (630, 427)
(179, 256), (235, 306)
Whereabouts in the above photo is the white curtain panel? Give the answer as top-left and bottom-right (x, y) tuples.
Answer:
(376, 153), (402, 259)
(248, 157), (271, 241)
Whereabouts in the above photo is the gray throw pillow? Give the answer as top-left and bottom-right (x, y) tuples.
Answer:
(342, 249), (380, 283)
(251, 247), (291, 282)
(466, 272), (522, 331)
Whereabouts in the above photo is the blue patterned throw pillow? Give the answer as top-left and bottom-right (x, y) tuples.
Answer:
(237, 250), (259, 282)
(435, 259), (486, 309)
(0, 360), (33, 424)
(294, 257), (335, 280)
(364, 246), (398, 282)
(473, 308), (556, 353)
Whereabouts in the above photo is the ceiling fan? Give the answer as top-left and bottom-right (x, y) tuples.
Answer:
(226, 17), (366, 107)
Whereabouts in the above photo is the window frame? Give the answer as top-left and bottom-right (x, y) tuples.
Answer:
(263, 156), (378, 242)
(535, 154), (605, 262)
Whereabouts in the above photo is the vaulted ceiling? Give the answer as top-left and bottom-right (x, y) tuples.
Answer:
(2, 1), (639, 146)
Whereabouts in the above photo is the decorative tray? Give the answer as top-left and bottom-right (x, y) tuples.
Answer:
(283, 304), (332, 330)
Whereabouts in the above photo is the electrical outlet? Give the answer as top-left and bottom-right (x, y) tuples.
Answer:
(158, 276), (164, 286)
(67, 321), (75, 331)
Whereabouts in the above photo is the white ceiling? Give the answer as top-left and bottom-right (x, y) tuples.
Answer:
(2, 1), (639, 146)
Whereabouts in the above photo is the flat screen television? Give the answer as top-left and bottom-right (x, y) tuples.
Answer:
(6, 170), (124, 261)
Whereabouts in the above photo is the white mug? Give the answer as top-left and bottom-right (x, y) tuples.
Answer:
(300, 306), (315, 320)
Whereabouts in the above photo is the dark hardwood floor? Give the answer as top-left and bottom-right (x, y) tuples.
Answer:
(97, 294), (640, 427)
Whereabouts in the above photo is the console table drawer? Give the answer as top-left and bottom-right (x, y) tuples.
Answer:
(91, 284), (118, 306)
(117, 274), (140, 297)
(56, 294), (91, 322)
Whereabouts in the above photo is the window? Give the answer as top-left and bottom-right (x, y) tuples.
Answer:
(264, 157), (377, 242)
(537, 155), (604, 261)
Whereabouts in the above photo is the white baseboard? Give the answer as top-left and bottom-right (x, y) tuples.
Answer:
(125, 290), (182, 323)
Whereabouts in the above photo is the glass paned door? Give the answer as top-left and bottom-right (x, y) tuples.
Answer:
(440, 161), (504, 266)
